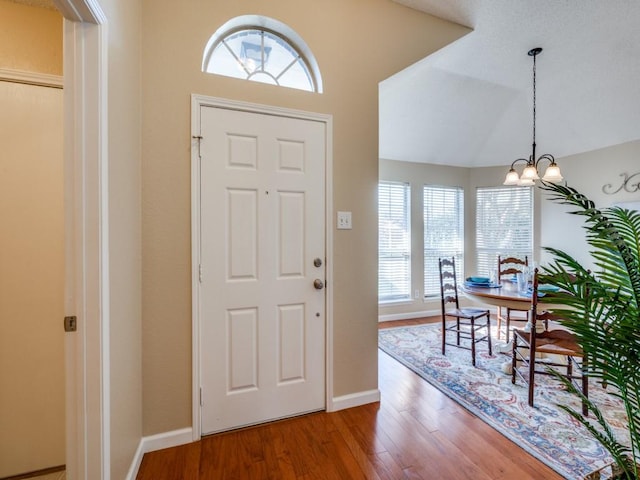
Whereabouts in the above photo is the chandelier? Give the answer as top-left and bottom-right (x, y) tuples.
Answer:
(504, 48), (563, 187)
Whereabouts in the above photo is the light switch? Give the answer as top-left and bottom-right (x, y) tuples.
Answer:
(337, 211), (352, 229)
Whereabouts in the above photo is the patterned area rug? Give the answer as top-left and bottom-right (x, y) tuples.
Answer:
(379, 323), (628, 480)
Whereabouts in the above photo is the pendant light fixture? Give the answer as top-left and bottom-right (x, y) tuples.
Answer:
(504, 48), (563, 186)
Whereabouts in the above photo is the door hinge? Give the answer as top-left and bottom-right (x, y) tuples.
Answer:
(199, 264), (203, 283)
(64, 315), (77, 332)
(192, 135), (203, 160)
(200, 387), (203, 406)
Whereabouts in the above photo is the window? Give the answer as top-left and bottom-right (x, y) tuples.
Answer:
(423, 186), (464, 297)
(476, 186), (533, 276)
(379, 182), (411, 302)
(202, 16), (322, 93)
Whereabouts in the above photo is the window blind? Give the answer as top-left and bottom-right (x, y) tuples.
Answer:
(475, 186), (533, 276)
(378, 182), (411, 302)
(423, 185), (464, 297)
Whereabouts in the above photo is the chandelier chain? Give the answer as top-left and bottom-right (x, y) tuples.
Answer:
(532, 51), (537, 149)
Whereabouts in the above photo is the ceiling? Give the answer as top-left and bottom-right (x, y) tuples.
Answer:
(380, 0), (640, 167)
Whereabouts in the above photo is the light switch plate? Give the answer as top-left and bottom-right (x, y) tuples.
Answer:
(337, 211), (352, 229)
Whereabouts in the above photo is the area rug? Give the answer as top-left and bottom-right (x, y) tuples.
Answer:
(378, 323), (628, 480)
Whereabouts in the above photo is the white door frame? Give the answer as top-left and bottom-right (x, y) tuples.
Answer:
(54, 1), (110, 478)
(190, 94), (334, 440)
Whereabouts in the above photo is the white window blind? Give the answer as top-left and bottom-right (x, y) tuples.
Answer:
(379, 182), (411, 302)
(476, 186), (533, 276)
(423, 185), (464, 297)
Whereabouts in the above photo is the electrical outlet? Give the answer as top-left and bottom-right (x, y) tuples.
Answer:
(337, 211), (352, 229)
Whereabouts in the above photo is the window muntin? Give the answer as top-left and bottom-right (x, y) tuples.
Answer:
(203, 25), (319, 93)
(379, 182), (411, 302)
(423, 186), (464, 297)
(476, 186), (533, 276)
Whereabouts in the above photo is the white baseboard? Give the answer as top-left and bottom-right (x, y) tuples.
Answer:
(125, 427), (193, 480)
(378, 309), (440, 322)
(328, 389), (380, 412)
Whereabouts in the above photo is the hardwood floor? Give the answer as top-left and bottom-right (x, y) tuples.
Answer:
(137, 319), (564, 479)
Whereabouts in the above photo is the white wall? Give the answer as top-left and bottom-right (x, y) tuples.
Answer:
(539, 140), (640, 270)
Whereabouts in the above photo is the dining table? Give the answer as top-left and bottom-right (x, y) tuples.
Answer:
(461, 278), (532, 311)
(461, 278), (534, 368)
(461, 278), (566, 372)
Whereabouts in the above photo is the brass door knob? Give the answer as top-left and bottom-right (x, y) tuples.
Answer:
(313, 279), (325, 290)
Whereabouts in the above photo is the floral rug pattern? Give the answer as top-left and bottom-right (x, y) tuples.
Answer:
(378, 323), (628, 480)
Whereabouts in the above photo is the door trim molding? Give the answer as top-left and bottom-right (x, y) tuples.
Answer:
(190, 94), (334, 440)
(58, 0), (110, 478)
(0, 68), (63, 88)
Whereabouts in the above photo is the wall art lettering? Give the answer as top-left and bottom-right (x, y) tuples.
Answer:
(602, 171), (640, 195)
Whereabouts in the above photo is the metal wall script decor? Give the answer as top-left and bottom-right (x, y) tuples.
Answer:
(602, 171), (640, 195)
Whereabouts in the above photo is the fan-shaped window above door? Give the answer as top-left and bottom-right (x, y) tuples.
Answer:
(202, 16), (323, 93)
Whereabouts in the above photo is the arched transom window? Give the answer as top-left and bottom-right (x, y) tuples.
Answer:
(203, 16), (322, 93)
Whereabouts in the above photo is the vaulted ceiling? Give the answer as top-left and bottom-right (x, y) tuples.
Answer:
(380, 0), (640, 167)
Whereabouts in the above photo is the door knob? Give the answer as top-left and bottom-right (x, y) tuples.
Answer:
(313, 257), (323, 267)
(313, 279), (325, 290)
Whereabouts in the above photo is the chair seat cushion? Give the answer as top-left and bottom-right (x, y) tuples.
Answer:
(447, 307), (488, 318)
(513, 328), (583, 357)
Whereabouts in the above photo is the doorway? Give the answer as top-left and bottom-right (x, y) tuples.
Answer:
(0, 3), (64, 477)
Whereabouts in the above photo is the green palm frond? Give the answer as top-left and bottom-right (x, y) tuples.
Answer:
(538, 182), (640, 478)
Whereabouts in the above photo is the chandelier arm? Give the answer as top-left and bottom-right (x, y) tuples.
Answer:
(509, 157), (530, 170)
(535, 153), (557, 167)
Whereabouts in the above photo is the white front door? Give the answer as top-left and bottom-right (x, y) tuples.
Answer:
(198, 105), (326, 434)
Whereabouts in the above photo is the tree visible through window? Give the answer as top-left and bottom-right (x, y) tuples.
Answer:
(379, 182), (411, 302)
(476, 186), (533, 276)
(202, 16), (322, 93)
(423, 185), (464, 297)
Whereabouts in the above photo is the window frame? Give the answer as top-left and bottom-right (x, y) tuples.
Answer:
(202, 16), (323, 93)
(378, 181), (412, 303)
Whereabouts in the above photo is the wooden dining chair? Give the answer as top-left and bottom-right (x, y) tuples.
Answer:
(497, 255), (529, 341)
(511, 269), (588, 415)
(438, 257), (492, 366)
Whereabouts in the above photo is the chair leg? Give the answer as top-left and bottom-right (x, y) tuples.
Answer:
(441, 315), (446, 355)
(511, 336), (518, 384)
(470, 318), (476, 367)
(527, 340), (536, 407)
(505, 309), (511, 343)
(456, 318), (461, 346)
(486, 314), (492, 356)
(496, 308), (503, 340)
(582, 358), (589, 416)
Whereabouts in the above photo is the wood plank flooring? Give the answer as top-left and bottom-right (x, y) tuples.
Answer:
(137, 319), (564, 479)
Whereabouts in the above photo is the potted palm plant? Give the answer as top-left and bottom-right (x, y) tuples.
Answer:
(537, 182), (639, 480)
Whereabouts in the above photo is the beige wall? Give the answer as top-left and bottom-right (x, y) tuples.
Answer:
(0, 0), (62, 75)
(141, 0), (469, 434)
(0, 1), (64, 476)
(99, 0), (144, 478)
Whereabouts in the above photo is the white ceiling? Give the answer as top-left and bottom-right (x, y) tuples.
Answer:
(380, 0), (640, 167)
